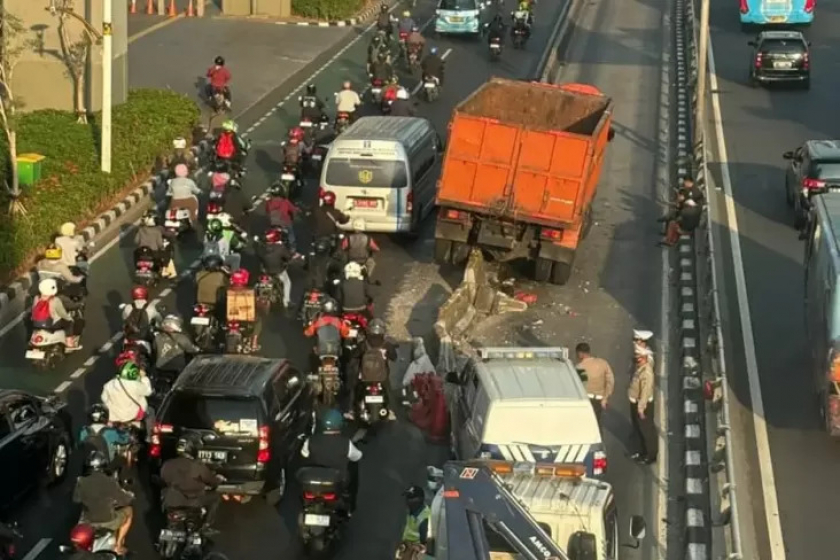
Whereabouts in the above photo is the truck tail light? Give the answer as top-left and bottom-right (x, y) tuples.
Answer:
(540, 228), (562, 240)
(592, 451), (607, 475)
(257, 426), (270, 464)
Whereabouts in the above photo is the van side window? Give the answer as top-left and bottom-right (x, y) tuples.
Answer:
(412, 140), (436, 184)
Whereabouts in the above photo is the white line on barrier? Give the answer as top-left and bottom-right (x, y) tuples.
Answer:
(708, 29), (787, 560)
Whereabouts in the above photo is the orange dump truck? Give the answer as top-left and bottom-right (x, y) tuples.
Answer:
(434, 78), (614, 285)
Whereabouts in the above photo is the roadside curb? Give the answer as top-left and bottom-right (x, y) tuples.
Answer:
(247, 1), (388, 27)
(0, 140), (210, 329)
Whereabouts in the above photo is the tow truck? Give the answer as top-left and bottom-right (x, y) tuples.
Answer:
(423, 461), (646, 560)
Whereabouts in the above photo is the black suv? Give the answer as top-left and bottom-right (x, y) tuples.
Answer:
(784, 140), (840, 229)
(749, 31), (810, 89)
(151, 355), (314, 503)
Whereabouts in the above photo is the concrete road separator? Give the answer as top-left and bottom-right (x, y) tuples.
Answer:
(20, 538), (51, 560)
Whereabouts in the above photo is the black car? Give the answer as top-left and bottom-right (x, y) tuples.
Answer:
(0, 391), (72, 511)
(749, 30), (810, 89)
(783, 140), (840, 229)
(150, 355), (314, 504)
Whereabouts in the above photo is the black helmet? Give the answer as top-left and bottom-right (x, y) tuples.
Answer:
(214, 56), (225, 66)
(202, 253), (224, 271)
(368, 318), (386, 336)
(306, 83), (317, 95)
(380, 4), (388, 12)
(85, 451), (108, 473)
(176, 433), (201, 459)
(314, 237), (332, 255)
(404, 485), (425, 508)
(88, 404), (109, 424)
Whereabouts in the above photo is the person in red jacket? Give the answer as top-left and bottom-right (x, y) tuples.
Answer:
(206, 56), (232, 108)
(265, 183), (301, 253)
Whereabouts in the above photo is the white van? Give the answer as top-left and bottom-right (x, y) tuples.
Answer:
(319, 116), (442, 235)
(449, 347), (607, 477)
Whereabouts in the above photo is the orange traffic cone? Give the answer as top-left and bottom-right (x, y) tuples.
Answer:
(186, 0), (195, 16)
(129, 0), (137, 14)
(167, 0), (177, 16)
(146, 0), (155, 14)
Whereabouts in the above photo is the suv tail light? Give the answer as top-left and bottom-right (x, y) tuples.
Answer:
(754, 53), (763, 68)
(803, 52), (810, 70)
(740, 0), (748, 12)
(803, 178), (826, 190)
(406, 191), (413, 213)
(150, 423), (173, 457)
(592, 451), (607, 475)
(257, 426), (270, 464)
(303, 492), (336, 502)
(805, 0), (815, 12)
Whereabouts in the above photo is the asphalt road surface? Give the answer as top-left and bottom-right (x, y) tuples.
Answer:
(4, 0), (639, 559)
(706, 4), (840, 560)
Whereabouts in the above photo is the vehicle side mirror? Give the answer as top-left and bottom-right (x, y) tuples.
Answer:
(629, 515), (646, 540)
(782, 151), (795, 160)
(747, 41), (756, 47)
(607, 127), (616, 142)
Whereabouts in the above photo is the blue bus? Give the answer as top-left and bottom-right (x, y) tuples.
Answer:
(740, 0), (814, 27)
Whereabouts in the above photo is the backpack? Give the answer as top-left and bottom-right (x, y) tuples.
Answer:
(124, 304), (150, 337)
(361, 346), (389, 383)
(32, 297), (53, 327)
(216, 132), (236, 160)
(82, 427), (112, 461)
(347, 233), (369, 262)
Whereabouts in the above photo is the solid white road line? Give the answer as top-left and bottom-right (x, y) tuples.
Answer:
(708, 32), (787, 559)
(21, 538), (51, 560)
(410, 48), (453, 96)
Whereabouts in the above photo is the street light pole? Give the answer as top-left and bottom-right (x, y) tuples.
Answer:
(101, 0), (113, 173)
(695, 0), (710, 146)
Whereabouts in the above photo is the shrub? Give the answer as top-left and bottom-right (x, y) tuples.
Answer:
(0, 89), (200, 282)
(292, 0), (367, 20)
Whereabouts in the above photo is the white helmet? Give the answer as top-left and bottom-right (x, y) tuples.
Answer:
(172, 137), (187, 150)
(396, 88), (409, 100)
(38, 278), (58, 297)
(217, 212), (232, 227)
(161, 314), (183, 333)
(344, 261), (364, 280)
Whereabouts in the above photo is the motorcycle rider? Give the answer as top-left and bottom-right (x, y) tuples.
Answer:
(166, 163), (201, 229)
(406, 24), (426, 59)
(101, 361), (153, 433)
(398, 10), (416, 38)
(204, 217), (246, 271)
(300, 408), (363, 513)
(206, 55), (232, 108)
(73, 451), (134, 555)
(32, 277), (83, 350)
(160, 434), (222, 526)
(283, 127), (309, 173)
(37, 245), (87, 299)
(367, 32), (390, 72)
(341, 226), (380, 279)
(511, 2), (533, 36)
(401, 485), (431, 549)
(228, 268), (261, 351)
(121, 285), (162, 343)
(154, 314), (201, 374)
(168, 137), (197, 172)
(304, 298), (351, 371)
(339, 262), (371, 317)
(195, 253), (229, 316)
(266, 183), (301, 252)
(350, 318), (397, 416)
(375, 4), (394, 39)
(134, 211), (176, 278)
(486, 13), (506, 45)
(311, 191), (350, 242)
(335, 81), (362, 123)
(421, 46), (445, 85)
(55, 222), (89, 274)
(370, 50), (395, 86)
(300, 83), (326, 124)
(307, 237), (339, 292)
(214, 120), (249, 172)
(256, 228), (294, 311)
(389, 88), (415, 116)
(79, 404), (131, 478)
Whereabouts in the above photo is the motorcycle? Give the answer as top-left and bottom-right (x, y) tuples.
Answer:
(134, 246), (160, 286)
(398, 30), (410, 58)
(26, 305), (85, 369)
(0, 522), (21, 560)
(163, 206), (192, 237)
(422, 75), (440, 102)
(407, 45), (422, 71)
(370, 78), (385, 104)
(512, 21), (529, 48)
(489, 35), (503, 59)
(334, 112), (351, 135)
(208, 87), (229, 114)
(191, 304), (219, 352)
(58, 524), (119, 558)
(297, 467), (346, 555)
(358, 381), (390, 427)
(224, 320), (254, 354)
(279, 164), (303, 199)
(255, 273), (280, 313)
(311, 353), (341, 407)
(300, 289), (326, 327)
(341, 312), (368, 357)
(158, 506), (211, 560)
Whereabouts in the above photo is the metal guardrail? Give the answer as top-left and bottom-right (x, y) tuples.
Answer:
(683, 0), (745, 557)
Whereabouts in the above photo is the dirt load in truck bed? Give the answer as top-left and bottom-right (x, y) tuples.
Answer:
(458, 78), (611, 136)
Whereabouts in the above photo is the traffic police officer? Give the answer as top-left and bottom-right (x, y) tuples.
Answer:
(574, 342), (615, 425)
(628, 337), (657, 465)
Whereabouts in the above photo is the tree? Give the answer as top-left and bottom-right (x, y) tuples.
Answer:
(0, 7), (30, 217)
(55, 0), (92, 124)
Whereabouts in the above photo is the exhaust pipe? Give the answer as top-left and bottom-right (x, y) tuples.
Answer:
(379, 408), (389, 418)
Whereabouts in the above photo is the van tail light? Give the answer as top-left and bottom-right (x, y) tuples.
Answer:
(805, 0), (815, 12)
(257, 426), (270, 464)
(150, 423), (173, 458)
(541, 228), (562, 240)
(740, 0), (748, 12)
(592, 451), (607, 475)
(803, 52), (810, 70)
(754, 53), (763, 68)
(406, 191), (413, 213)
(803, 178), (826, 190)
(303, 492), (336, 502)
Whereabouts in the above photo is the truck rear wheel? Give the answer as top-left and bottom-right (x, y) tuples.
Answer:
(550, 261), (572, 285)
(434, 239), (453, 263)
(534, 258), (553, 282)
(451, 242), (470, 264)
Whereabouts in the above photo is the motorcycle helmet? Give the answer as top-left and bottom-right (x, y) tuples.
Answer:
(344, 261), (363, 280)
(314, 237), (332, 255)
(322, 298), (338, 315)
(174, 163), (189, 178)
(402, 10), (411, 17)
(212, 172), (230, 189)
(380, 4), (388, 12)
(404, 485), (425, 509)
(230, 269), (250, 288)
(173, 137), (188, 150)
(430, 46), (438, 55)
(269, 181), (286, 197)
(60, 222), (76, 237)
(289, 126), (305, 142)
(88, 403), (109, 424)
(221, 119), (238, 132)
(69, 524), (96, 552)
(176, 433), (201, 459)
(372, 33), (383, 45)
(368, 318), (386, 337)
(207, 219), (224, 237)
(38, 278), (58, 297)
(85, 450), (109, 472)
(44, 245), (63, 261)
(306, 83), (317, 95)
(131, 285), (149, 302)
(161, 314), (184, 333)
(265, 228), (283, 244)
(142, 210), (158, 227)
(115, 349), (138, 369)
(202, 253), (224, 271)
(119, 361), (141, 381)
(317, 408), (344, 433)
(322, 191), (336, 207)
(214, 56), (225, 66)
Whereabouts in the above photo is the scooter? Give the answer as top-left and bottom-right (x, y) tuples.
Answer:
(158, 506), (211, 560)
(334, 112), (351, 135)
(358, 381), (390, 427)
(190, 303), (219, 352)
(133, 246), (160, 287)
(297, 467), (347, 555)
(422, 75), (440, 102)
(511, 20), (529, 48)
(163, 206), (192, 237)
(370, 78), (385, 104)
(27, 311), (83, 369)
(488, 35), (503, 59)
(58, 524), (119, 559)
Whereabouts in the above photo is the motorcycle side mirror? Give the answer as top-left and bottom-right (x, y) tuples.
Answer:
(332, 278), (341, 285)
(58, 545), (73, 554)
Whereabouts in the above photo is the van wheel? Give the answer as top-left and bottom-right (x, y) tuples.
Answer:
(550, 261), (572, 285)
(434, 239), (452, 263)
(534, 258), (552, 282)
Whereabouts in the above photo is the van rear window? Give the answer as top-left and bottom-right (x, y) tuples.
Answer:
(325, 158), (408, 189)
(163, 395), (262, 435)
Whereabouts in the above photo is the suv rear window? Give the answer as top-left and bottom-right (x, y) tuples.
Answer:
(325, 158), (408, 189)
(163, 394), (263, 436)
(812, 161), (840, 181)
(760, 39), (806, 54)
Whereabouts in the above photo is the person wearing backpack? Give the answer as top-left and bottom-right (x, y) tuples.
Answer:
(154, 314), (201, 378)
(214, 120), (249, 172)
(101, 361), (153, 434)
(341, 227), (380, 281)
(121, 286), (162, 342)
(347, 318), (397, 418)
(79, 404), (131, 479)
(32, 278), (84, 350)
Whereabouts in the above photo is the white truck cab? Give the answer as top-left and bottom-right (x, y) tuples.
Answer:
(449, 347), (607, 477)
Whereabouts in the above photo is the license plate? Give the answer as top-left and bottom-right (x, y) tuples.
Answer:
(304, 514), (331, 527)
(191, 316), (210, 326)
(365, 395), (384, 403)
(347, 328), (358, 338)
(281, 173), (295, 181)
(424, 82), (436, 88)
(312, 154), (322, 161)
(774, 61), (792, 69)
(300, 121), (313, 128)
(165, 220), (180, 228)
(490, 43), (501, 49)
(354, 198), (377, 208)
(768, 15), (786, 22)
(198, 450), (227, 461)
(449, 16), (464, 22)
(160, 529), (186, 540)
(135, 269), (153, 277)
(25, 350), (45, 360)
(210, 191), (224, 199)
(371, 88), (382, 95)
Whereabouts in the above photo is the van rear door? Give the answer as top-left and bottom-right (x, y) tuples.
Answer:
(324, 156), (409, 221)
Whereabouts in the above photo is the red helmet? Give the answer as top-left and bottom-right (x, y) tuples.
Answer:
(264, 228), (283, 244)
(322, 191), (336, 206)
(115, 349), (138, 368)
(230, 269), (250, 287)
(69, 524), (95, 552)
(289, 127), (305, 141)
(131, 286), (149, 301)
(207, 202), (222, 214)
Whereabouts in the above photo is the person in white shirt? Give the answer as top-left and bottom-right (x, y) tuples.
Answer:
(335, 81), (362, 121)
(101, 362), (153, 432)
